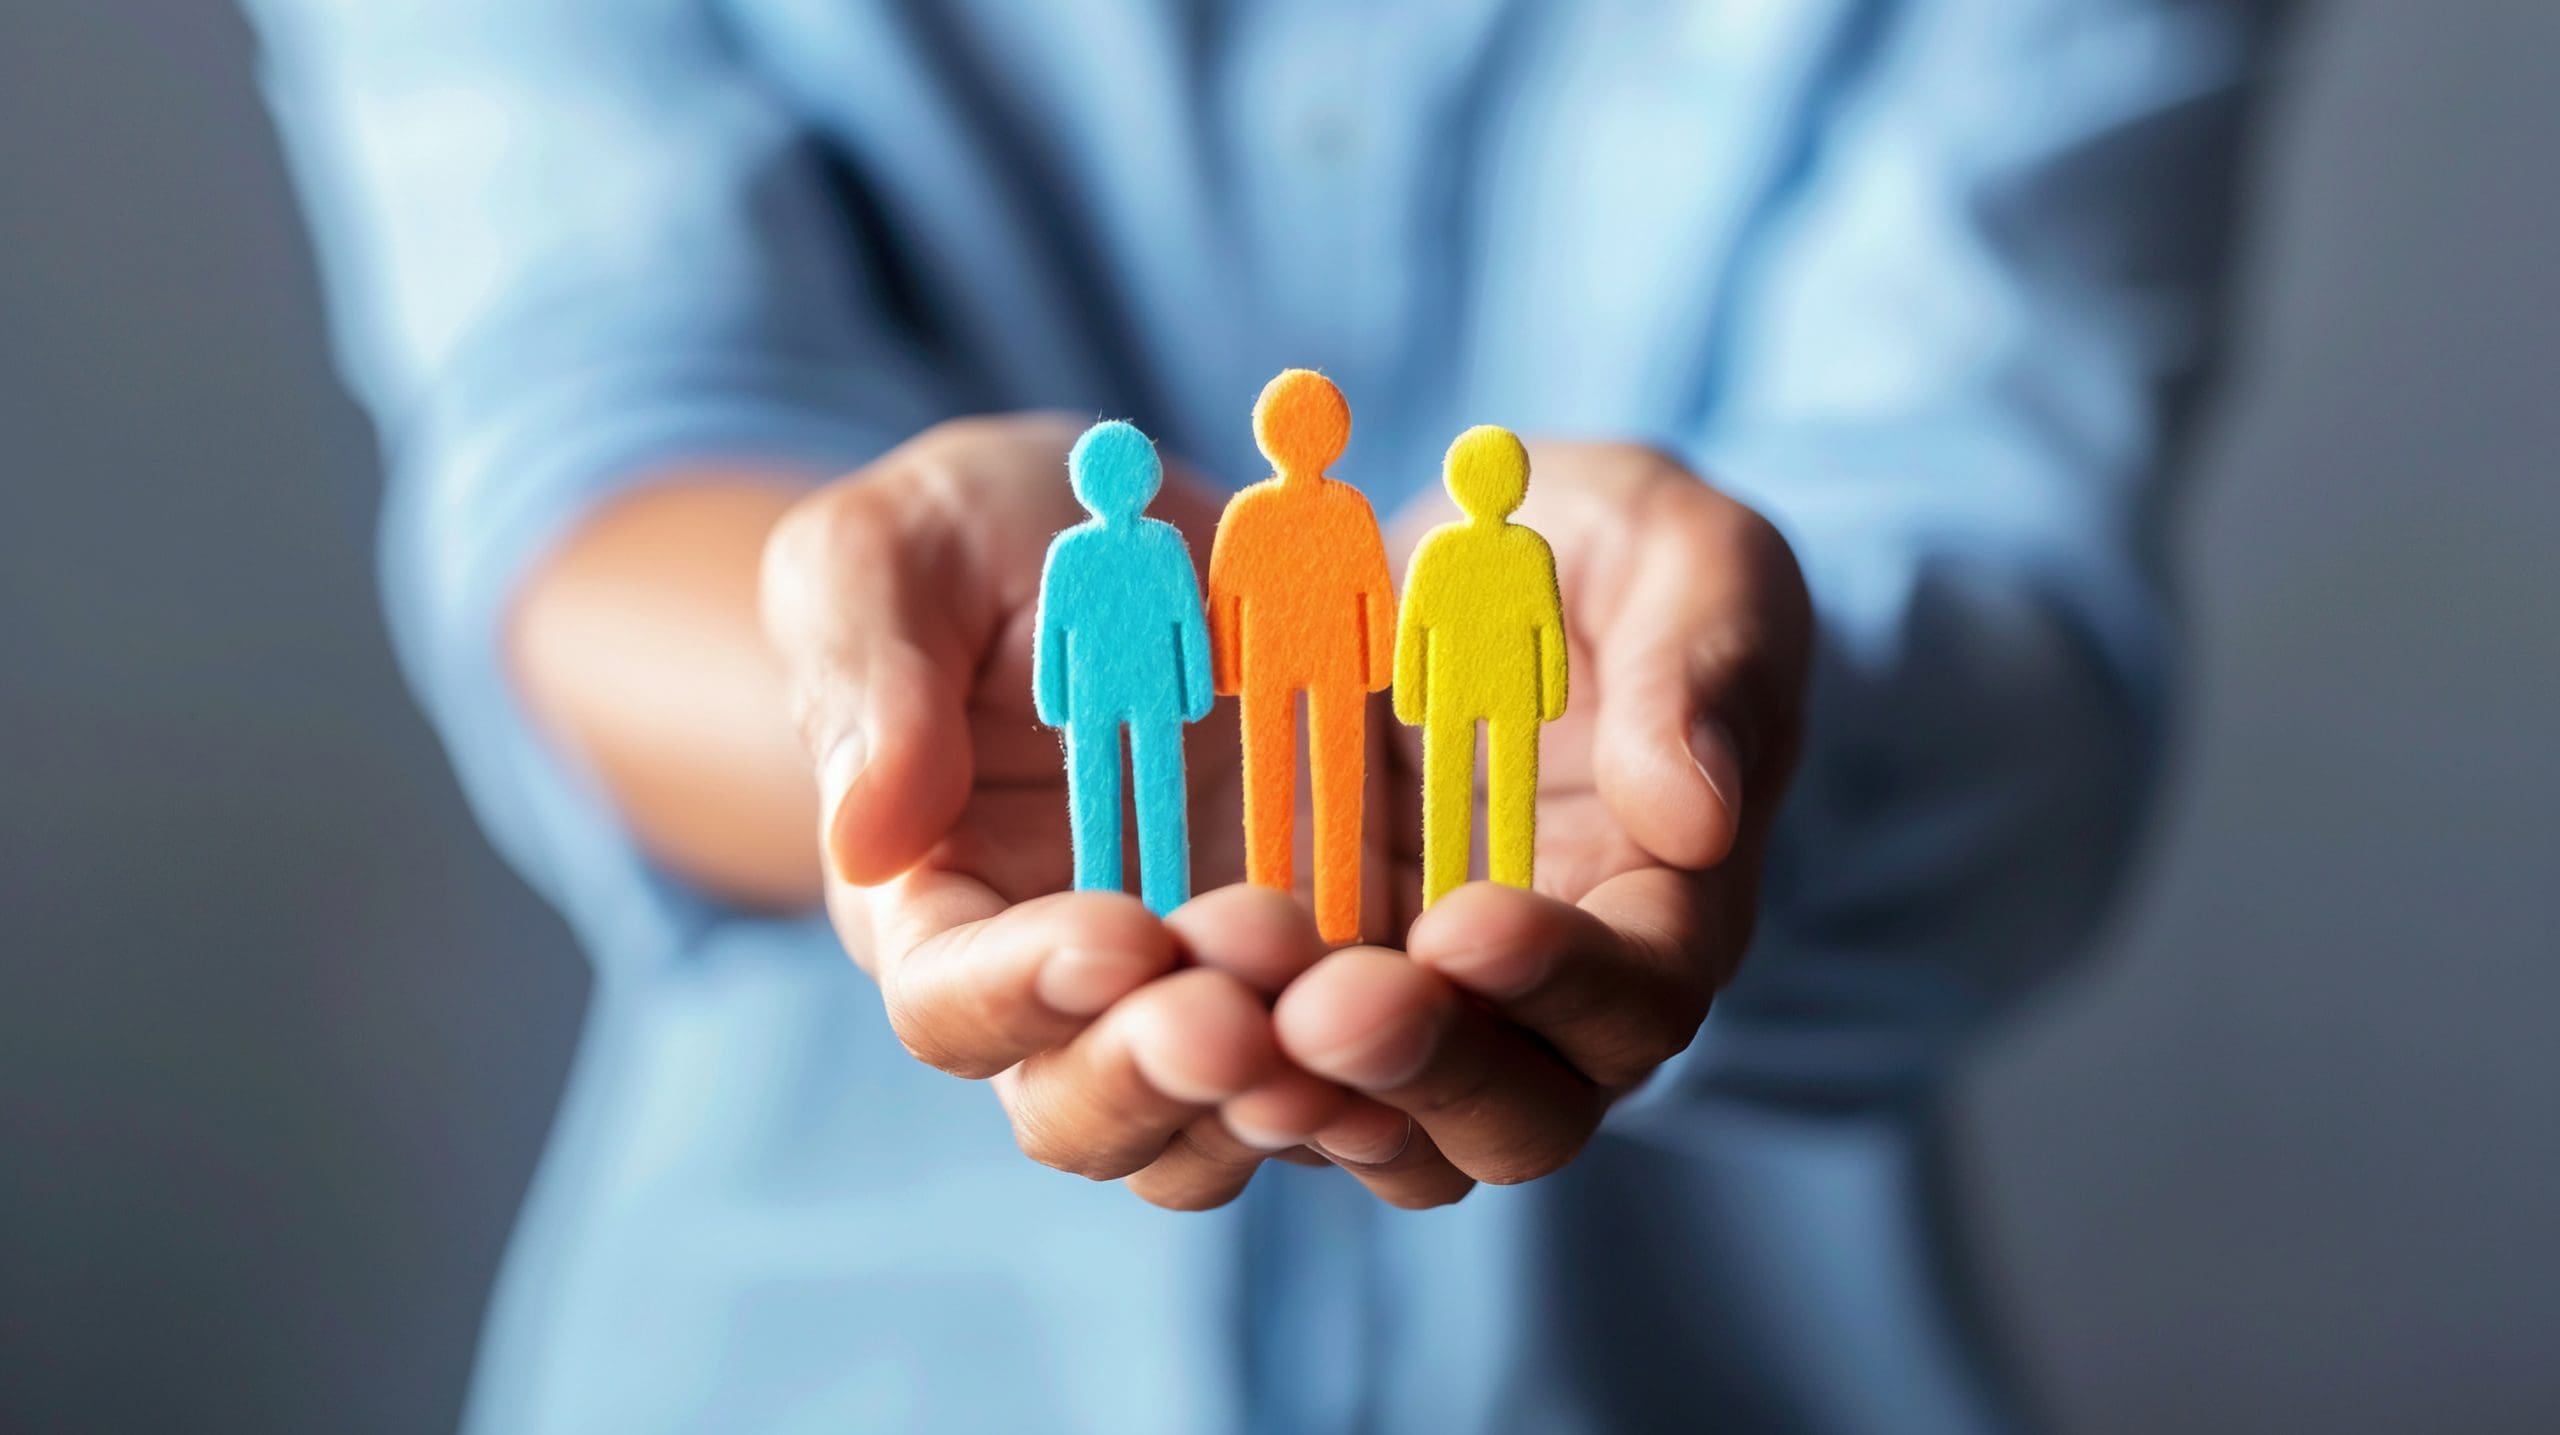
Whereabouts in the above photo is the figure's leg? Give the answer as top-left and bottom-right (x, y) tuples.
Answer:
(1486, 709), (1540, 890)
(1066, 720), (1124, 895)
(1421, 712), (1475, 908)
(1239, 681), (1295, 893)
(1128, 718), (1191, 916)
(1308, 682), (1367, 944)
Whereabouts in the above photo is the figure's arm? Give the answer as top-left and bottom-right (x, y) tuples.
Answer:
(1360, 516), (1398, 693)
(1531, 539), (1568, 723)
(1391, 543), (1430, 727)
(1173, 550), (1216, 722)
(1204, 516), (1244, 695)
(245, 0), (949, 915)
(1032, 559), (1071, 728)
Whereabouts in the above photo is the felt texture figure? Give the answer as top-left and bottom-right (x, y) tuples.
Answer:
(1033, 421), (1215, 915)
(1393, 425), (1568, 906)
(1207, 370), (1396, 944)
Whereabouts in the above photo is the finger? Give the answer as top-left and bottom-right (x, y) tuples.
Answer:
(1589, 489), (1810, 871)
(1310, 1102), (1477, 1210)
(1163, 884), (1330, 996)
(1405, 878), (1717, 1090)
(762, 485), (982, 885)
(1220, 1068), (1356, 1152)
(1166, 887), (1364, 1151)
(1123, 1113), (1276, 1212)
(873, 883), (1179, 1078)
(1274, 948), (1605, 1186)
(1003, 967), (1278, 1181)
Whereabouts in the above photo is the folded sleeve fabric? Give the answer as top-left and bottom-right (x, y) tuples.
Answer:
(245, 0), (949, 971)
(1648, 0), (2280, 1106)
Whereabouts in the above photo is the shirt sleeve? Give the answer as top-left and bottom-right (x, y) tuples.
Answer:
(1638, 0), (2284, 1109)
(243, 0), (950, 969)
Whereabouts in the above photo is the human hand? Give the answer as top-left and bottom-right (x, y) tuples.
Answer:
(1273, 443), (1812, 1193)
(760, 416), (1406, 1208)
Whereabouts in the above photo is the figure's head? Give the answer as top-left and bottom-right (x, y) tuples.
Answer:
(1067, 419), (1163, 522)
(1252, 369), (1350, 480)
(1443, 425), (1529, 521)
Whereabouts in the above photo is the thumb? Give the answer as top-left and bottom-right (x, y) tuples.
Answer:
(1593, 626), (1746, 871)
(1591, 503), (1808, 872)
(762, 489), (978, 887)
(809, 640), (975, 887)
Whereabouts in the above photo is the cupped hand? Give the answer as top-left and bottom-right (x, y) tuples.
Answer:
(1274, 442), (1813, 1191)
(760, 415), (1408, 1209)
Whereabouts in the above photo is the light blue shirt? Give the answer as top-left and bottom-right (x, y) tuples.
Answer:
(246, 2), (2275, 1430)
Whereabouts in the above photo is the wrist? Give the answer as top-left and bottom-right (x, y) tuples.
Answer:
(510, 470), (823, 910)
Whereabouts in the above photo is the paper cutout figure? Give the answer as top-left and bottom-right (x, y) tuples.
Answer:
(1393, 425), (1568, 906)
(1207, 370), (1396, 944)
(1033, 420), (1215, 915)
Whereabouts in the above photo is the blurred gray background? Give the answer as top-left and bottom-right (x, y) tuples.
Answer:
(1, 3), (2551, 1431)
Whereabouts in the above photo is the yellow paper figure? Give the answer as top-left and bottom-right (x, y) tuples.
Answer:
(1393, 426), (1568, 905)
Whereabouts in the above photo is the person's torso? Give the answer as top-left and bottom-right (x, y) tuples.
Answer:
(1215, 478), (1385, 686)
(1049, 520), (1198, 722)
(719, 0), (1859, 506)
(1408, 521), (1556, 716)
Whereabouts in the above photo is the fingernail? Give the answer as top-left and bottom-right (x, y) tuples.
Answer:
(1036, 947), (1150, 1016)
(1688, 719), (1742, 828)
(1315, 1115), (1413, 1167)
(819, 728), (868, 880)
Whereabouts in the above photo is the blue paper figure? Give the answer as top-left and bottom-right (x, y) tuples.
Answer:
(1032, 421), (1215, 914)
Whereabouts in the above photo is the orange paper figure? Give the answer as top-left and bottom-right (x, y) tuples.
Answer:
(1207, 370), (1395, 944)
(1393, 425), (1567, 906)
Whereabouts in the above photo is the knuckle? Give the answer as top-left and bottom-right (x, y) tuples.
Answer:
(1572, 976), (1712, 1090)
(761, 487), (908, 638)
(1638, 483), (1720, 557)
(960, 977), (1059, 1066)
(1410, 1055), (1501, 1128)
(893, 415), (1077, 512)
(1577, 1046), (1664, 1094)
(794, 479), (901, 564)
(763, 478), (851, 553)
(899, 454), (978, 521)
(883, 997), (990, 1080)
(1010, 1108), (1104, 1179)
(1627, 443), (1705, 491)
(1006, 1069), (1154, 1182)
(1082, 1153), (1150, 1182)
(1004, 1102), (1066, 1167)
(903, 413), (1016, 458)
(756, 500), (837, 629)
(1476, 1128), (1588, 1187)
